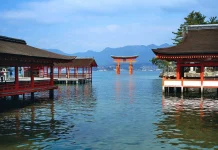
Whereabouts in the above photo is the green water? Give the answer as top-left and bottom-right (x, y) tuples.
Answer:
(0, 71), (218, 149)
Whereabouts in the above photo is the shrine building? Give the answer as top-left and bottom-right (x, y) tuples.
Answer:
(23, 58), (97, 84)
(54, 58), (97, 81)
(152, 24), (218, 94)
(0, 35), (75, 100)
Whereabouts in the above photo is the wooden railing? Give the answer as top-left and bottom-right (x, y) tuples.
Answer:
(53, 73), (92, 79)
(0, 83), (16, 91)
(0, 81), (52, 93)
(34, 81), (51, 87)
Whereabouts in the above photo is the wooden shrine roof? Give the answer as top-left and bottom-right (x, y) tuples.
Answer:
(152, 24), (218, 56)
(54, 58), (98, 67)
(111, 55), (138, 59)
(0, 35), (76, 61)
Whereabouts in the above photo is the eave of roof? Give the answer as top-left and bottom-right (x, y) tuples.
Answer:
(0, 35), (76, 61)
(54, 58), (98, 67)
(111, 55), (139, 59)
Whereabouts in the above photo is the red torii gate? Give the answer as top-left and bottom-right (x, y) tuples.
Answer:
(111, 55), (138, 75)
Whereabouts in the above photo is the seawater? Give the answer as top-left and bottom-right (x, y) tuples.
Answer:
(0, 71), (218, 149)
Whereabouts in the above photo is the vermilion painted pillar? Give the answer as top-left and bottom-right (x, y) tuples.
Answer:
(91, 67), (92, 80)
(76, 67), (78, 78)
(60, 67), (62, 78)
(47, 66), (49, 77)
(200, 64), (204, 95)
(87, 67), (89, 78)
(49, 65), (54, 99)
(30, 65), (35, 101)
(67, 67), (70, 78)
(42, 67), (44, 77)
(57, 67), (59, 78)
(82, 67), (84, 77)
(44, 66), (46, 77)
(86, 67), (88, 78)
(30, 65), (34, 88)
(129, 62), (133, 75)
(200, 64), (204, 85)
(65, 67), (67, 78)
(116, 63), (120, 74)
(176, 62), (180, 80)
(50, 65), (54, 86)
(74, 67), (76, 78)
(15, 66), (19, 90)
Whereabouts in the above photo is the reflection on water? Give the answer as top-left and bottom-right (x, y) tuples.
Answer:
(1, 72), (218, 149)
(155, 94), (218, 149)
(0, 83), (97, 149)
(115, 75), (135, 103)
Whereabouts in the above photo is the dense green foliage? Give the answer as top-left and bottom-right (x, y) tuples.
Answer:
(150, 57), (169, 70)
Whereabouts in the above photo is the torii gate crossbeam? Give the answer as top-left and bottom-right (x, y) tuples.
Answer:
(111, 55), (139, 75)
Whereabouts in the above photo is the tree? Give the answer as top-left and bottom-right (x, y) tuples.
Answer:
(172, 24), (185, 45)
(172, 11), (207, 45)
(151, 58), (169, 71)
(208, 16), (218, 24)
(184, 11), (206, 25)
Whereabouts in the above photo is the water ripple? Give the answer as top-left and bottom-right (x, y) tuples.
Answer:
(0, 72), (218, 149)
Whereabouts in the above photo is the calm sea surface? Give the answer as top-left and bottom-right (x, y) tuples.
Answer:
(1, 71), (218, 149)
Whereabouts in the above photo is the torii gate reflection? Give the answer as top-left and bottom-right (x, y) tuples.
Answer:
(111, 55), (139, 75)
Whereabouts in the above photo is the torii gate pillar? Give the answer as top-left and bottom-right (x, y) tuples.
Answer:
(129, 62), (133, 75)
(111, 55), (138, 75)
(116, 63), (120, 74)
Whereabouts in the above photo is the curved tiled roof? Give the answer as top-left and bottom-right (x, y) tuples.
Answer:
(0, 35), (76, 60)
(54, 58), (98, 67)
(152, 24), (218, 55)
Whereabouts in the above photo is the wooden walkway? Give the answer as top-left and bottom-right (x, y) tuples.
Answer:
(0, 76), (91, 98)
(162, 77), (218, 93)
(0, 85), (57, 97)
(2, 77), (91, 84)
(54, 77), (91, 84)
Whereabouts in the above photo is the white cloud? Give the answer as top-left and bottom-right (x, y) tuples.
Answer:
(0, 0), (198, 23)
(71, 24), (120, 35)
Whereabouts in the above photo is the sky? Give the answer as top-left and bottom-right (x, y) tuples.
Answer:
(0, 0), (217, 53)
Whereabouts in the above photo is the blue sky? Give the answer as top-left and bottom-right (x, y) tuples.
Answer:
(0, 0), (217, 53)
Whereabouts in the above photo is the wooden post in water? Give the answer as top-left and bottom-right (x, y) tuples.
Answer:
(30, 65), (35, 102)
(49, 65), (54, 99)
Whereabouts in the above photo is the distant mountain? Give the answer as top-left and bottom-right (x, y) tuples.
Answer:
(46, 44), (171, 66)
(45, 49), (69, 55)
